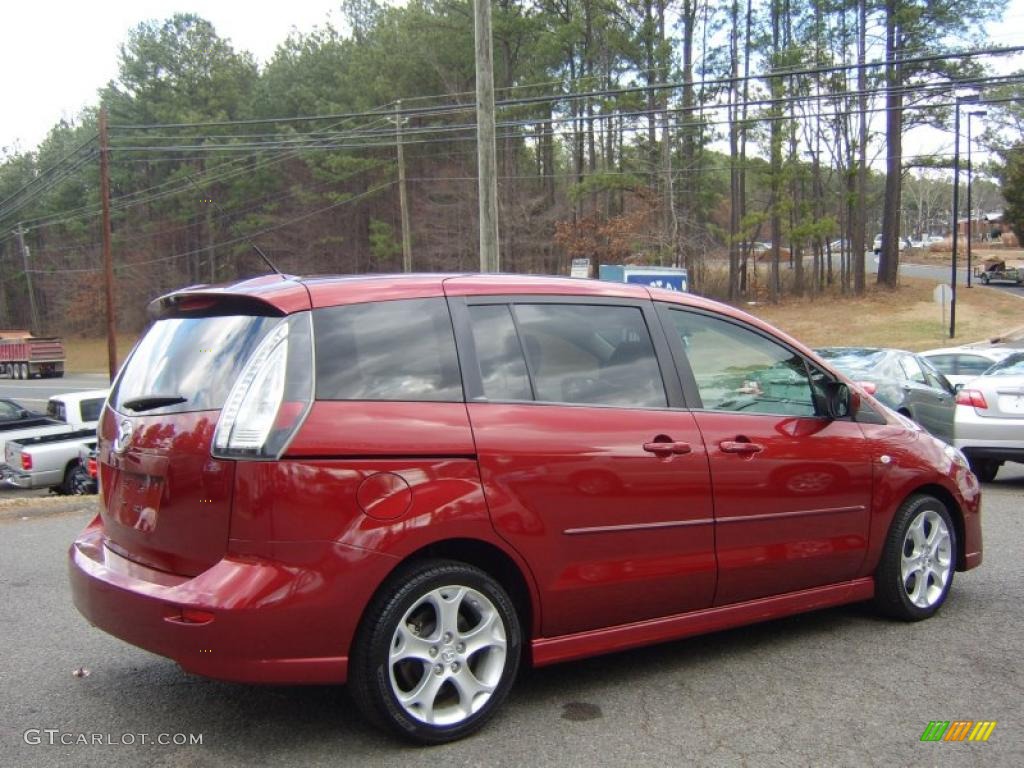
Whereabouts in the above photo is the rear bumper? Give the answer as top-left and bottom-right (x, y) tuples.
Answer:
(954, 406), (1024, 461)
(69, 518), (394, 684)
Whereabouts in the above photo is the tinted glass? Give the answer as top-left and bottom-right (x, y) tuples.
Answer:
(956, 355), (998, 375)
(80, 398), (105, 422)
(670, 311), (815, 417)
(924, 354), (956, 374)
(512, 304), (667, 407)
(315, 298), (463, 401)
(0, 401), (18, 419)
(113, 314), (279, 415)
(468, 305), (532, 401)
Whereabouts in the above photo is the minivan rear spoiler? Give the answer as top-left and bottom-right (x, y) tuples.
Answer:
(149, 277), (312, 320)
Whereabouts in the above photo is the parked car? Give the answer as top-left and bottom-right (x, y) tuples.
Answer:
(872, 234), (910, 255)
(0, 398), (52, 431)
(0, 389), (107, 461)
(814, 347), (956, 443)
(4, 429), (98, 494)
(953, 351), (1024, 481)
(920, 346), (1015, 388)
(70, 274), (981, 744)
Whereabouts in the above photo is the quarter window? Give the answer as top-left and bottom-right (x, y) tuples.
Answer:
(314, 298), (463, 401)
(667, 310), (816, 417)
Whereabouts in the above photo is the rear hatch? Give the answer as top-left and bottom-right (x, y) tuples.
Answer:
(100, 289), (310, 576)
(974, 375), (1024, 418)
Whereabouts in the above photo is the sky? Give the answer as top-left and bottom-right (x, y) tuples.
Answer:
(1, 0), (1022, 158)
(1, 0), (343, 153)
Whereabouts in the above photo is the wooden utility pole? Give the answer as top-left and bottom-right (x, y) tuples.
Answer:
(99, 107), (117, 381)
(394, 101), (413, 273)
(473, 0), (500, 273)
(14, 224), (40, 332)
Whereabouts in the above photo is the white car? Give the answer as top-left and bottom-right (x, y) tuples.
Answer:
(953, 351), (1024, 481)
(920, 346), (1016, 388)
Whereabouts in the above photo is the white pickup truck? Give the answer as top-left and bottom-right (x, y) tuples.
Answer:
(1, 389), (108, 493)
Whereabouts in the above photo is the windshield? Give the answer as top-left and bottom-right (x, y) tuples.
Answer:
(112, 315), (280, 415)
(982, 352), (1024, 377)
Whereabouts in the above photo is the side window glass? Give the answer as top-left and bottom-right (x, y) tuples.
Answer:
(925, 355), (955, 375)
(0, 401), (17, 419)
(468, 305), (532, 401)
(668, 310), (816, 417)
(958, 355), (994, 376)
(511, 304), (667, 408)
(899, 355), (927, 384)
(314, 298), (463, 401)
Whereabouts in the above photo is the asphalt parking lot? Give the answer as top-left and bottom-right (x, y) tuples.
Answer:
(0, 468), (1021, 768)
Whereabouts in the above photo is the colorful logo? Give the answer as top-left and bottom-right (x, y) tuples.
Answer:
(920, 721), (997, 742)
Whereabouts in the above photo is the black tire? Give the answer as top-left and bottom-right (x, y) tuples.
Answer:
(968, 457), (1000, 483)
(349, 559), (521, 744)
(981, 274), (990, 284)
(60, 463), (82, 495)
(20, 363), (29, 380)
(874, 494), (957, 621)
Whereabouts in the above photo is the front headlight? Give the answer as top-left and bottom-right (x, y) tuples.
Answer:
(943, 444), (970, 472)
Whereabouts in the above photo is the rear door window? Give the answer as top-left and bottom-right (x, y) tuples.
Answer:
(314, 298), (463, 402)
(490, 303), (667, 408)
(80, 398), (105, 422)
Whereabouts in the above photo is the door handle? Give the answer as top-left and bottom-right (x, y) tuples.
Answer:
(720, 440), (764, 455)
(643, 441), (692, 455)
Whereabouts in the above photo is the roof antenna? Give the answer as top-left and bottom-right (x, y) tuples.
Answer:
(183, 172), (282, 276)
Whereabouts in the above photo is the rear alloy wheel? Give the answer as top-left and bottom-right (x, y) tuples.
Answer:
(874, 494), (956, 621)
(350, 560), (521, 744)
(968, 457), (1000, 483)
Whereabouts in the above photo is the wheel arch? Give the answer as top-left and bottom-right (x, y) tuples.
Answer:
(361, 537), (539, 665)
(907, 483), (966, 570)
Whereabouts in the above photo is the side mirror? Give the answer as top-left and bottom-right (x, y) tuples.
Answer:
(954, 382), (963, 394)
(18, 409), (29, 418)
(824, 382), (852, 420)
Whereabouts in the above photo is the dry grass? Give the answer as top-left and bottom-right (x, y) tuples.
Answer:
(63, 333), (140, 374)
(747, 276), (1024, 350)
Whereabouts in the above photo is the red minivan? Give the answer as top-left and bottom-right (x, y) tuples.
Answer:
(70, 273), (982, 743)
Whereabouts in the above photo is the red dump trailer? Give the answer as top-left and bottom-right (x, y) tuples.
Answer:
(0, 333), (65, 379)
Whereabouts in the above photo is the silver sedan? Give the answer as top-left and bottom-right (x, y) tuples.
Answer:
(954, 351), (1024, 481)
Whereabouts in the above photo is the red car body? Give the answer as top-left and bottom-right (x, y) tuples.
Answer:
(70, 273), (982, 685)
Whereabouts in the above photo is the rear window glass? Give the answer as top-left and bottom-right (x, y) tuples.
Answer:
(112, 315), (280, 414)
(80, 398), (105, 422)
(468, 305), (532, 401)
(314, 298), (463, 402)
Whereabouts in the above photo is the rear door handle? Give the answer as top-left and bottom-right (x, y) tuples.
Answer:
(643, 441), (692, 455)
(720, 440), (764, 455)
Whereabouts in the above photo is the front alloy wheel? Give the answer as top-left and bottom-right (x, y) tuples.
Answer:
(875, 494), (957, 620)
(350, 560), (521, 743)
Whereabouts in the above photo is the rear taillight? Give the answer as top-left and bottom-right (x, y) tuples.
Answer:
(212, 312), (314, 459)
(21, 453), (32, 471)
(856, 381), (877, 395)
(956, 388), (988, 409)
(87, 457), (98, 478)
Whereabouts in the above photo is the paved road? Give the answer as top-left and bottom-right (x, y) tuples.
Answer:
(867, 258), (1024, 302)
(1, 470), (1022, 767)
(0, 373), (110, 411)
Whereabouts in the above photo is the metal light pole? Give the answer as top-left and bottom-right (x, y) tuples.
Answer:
(949, 94), (980, 339)
(966, 109), (987, 288)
